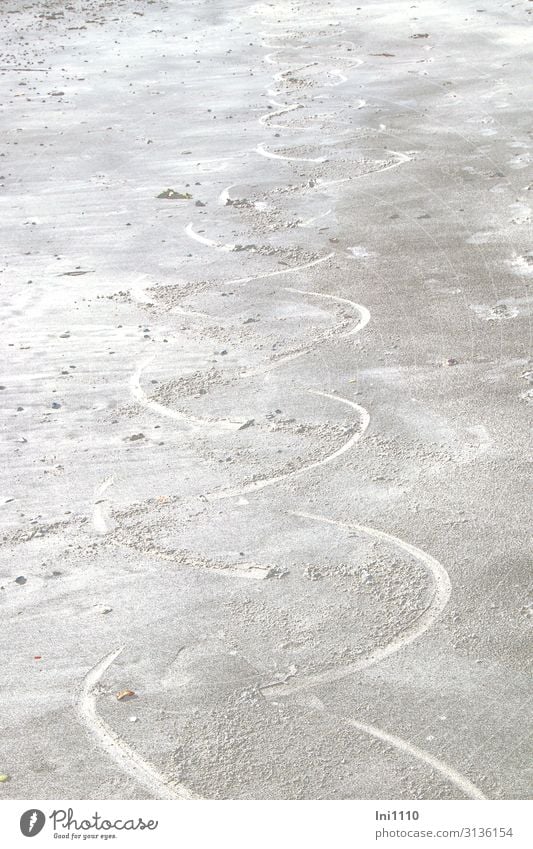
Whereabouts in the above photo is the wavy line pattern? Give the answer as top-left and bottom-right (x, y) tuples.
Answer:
(250, 39), (485, 801)
(76, 646), (197, 800)
(206, 391), (370, 502)
(185, 221), (236, 251)
(239, 287), (370, 378)
(258, 100), (302, 128)
(130, 359), (248, 432)
(79, 23), (486, 802)
(262, 510), (452, 696)
(223, 251), (335, 286)
(256, 141), (328, 163)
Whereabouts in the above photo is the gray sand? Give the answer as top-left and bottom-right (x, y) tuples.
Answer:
(0, 0), (531, 800)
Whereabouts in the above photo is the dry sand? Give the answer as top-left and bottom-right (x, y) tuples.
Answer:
(0, 0), (531, 799)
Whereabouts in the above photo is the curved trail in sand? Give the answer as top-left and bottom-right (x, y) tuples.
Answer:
(205, 391), (369, 502)
(185, 221), (236, 252)
(340, 714), (486, 800)
(299, 208), (332, 227)
(81, 25), (485, 803)
(93, 475), (115, 534)
(218, 146), (411, 220)
(130, 359), (247, 432)
(130, 285), (368, 394)
(256, 141), (328, 163)
(250, 35), (484, 801)
(285, 287), (370, 332)
(259, 100), (302, 129)
(77, 646), (198, 800)
(129, 277), (208, 318)
(262, 510), (452, 697)
(129, 283), (369, 415)
(326, 68), (348, 85)
(117, 386), (368, 504)
(239, 288), (370, 378)
(223, 251), (335, 286)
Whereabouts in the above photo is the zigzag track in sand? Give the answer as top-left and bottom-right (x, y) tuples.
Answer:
(82, 26), (486, 802)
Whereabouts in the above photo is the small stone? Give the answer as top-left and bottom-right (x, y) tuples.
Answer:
(15, 576), (26, 585)
(156, 188), (192, 200)
(116, 689), (135, 701)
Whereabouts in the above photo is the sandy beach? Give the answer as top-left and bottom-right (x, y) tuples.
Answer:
(0, 0), (531, 799)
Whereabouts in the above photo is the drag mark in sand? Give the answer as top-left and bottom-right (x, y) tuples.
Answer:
(130, 287), (367, 433)
(315, 150), (411, 185)
(262, 511), (451, 696)
(218, 184), (235, 205)
(299, 208), (332, 227)
(185, 204), (334, 280)
(258, 100), (302, 128)
(340, 715), (486, 800)
(256, 142), (327, 163)
(206, 391), (370, 502)
(261, 512), (485, 799)
(286, 287), (371, 333)
(223, 251), (335, 286)
(130, 360), (248, 432)
(84, 27), (478, 801)
(240, 289), (370, 378)
(250, 40), (485, 801)
(129, 276), (208, 318)
(184, 222), (236, 251)
(93, 476), (115, 534)
(325, 68), (348, 86)
(77, 646), (198, 800)
(372, 149), (412, 172)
